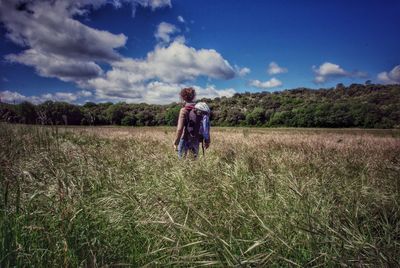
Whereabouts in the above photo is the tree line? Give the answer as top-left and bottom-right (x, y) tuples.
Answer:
(1, 83), (399, 128)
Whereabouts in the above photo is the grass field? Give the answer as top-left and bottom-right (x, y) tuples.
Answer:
(1, 124), (399, 267)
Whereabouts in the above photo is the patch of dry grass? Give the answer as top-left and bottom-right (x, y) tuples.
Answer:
(1, 124), (399, 266)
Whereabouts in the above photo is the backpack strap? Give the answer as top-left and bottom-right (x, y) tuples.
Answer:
(184, 104), (195, 111)
(183, 103), (195, 126)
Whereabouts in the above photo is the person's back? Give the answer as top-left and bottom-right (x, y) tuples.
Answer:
(173, 88), (211, 159)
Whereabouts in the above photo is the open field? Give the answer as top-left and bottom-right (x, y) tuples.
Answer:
(1, 124), (400, 267)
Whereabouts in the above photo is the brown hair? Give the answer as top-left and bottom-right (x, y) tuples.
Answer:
(180, 87), (196, 103)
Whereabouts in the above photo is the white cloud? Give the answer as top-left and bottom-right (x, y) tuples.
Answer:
(235, 66), (251, 77)
(93, 41), (236, 85)
(0, 90), (27, 103)
(0, 0), (171, 83)
(1, 84), (234, 105)
(138, 0), (172, 10)
(104, 0), (172, 17)
(79, 90), (93, 97)
(249, 78), (282, 89)
(0, 90), (93, 104)
(177, 15), (185, 23)
(155, 22), (179, 44)
(88, 41), (236, 103)
(146, 82), (235, 104)
(45, 92), (79, 103)
(315, 62), (346, 76)
(91, 81), (235, 104)
(0, 0), (237, 104)
(267, 62), (288, 75)
(173, 35), (186, 44)
(177, 15), (190, 32)
(377, 65), (400, 84)
(0, 0), (128, 62)
(313, 62), (367, 84)
(6, 49), (103, 83)
(195, 84), (236, 99)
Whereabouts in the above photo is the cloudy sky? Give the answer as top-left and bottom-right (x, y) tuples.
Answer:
(0, 0), (399, 104)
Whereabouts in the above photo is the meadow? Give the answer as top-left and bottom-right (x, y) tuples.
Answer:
(1, 124), (399, 267)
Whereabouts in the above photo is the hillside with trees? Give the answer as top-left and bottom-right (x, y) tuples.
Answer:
(1, 83), (399, 128)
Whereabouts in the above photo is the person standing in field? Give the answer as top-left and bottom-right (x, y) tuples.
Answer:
(173, 87), (211, 159)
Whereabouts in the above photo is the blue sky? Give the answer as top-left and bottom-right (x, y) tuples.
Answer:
(0, 0), (399, 104)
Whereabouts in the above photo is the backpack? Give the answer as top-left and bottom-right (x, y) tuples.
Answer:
(183, 104), (202, 141)
(183, 104), (210, 144)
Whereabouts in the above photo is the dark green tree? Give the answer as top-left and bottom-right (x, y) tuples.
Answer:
(16, 101), (37, 124)
(246, 107), (265, 126)
(164, 105), (181, 126)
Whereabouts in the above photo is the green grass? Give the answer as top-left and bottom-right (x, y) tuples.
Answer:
(1, 124), (399, 267)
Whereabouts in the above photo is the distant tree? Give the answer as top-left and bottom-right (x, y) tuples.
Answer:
(0, 103), (18, 123)
(225, 108), (245, 126)
(16, 101), (37, 124)
(136, 110), (155, 126)
(246, 107), (265, 126)
(83, 102), (97, 108)
(37, 101), (83, 125)
(2, 84), (399, 129)
(269, 111), (294, 126)
(336, 83), (345, 90)
(164, 105), (181, 126)
(105, 103), (125, 125)
(121, 114), (137, 126)
(81, 102), (110, 125)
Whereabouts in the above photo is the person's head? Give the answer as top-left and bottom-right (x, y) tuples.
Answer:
(180, 87), (196, 103)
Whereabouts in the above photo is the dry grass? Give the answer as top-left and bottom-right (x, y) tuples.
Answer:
(1, 124), (399, 267)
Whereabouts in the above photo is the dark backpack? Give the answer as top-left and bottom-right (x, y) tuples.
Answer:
(183, 105), (202, 141)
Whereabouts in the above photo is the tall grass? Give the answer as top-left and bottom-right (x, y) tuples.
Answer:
(1, 124), (399, 266)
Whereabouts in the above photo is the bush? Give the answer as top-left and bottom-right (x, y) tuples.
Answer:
(121, 114), (136, 126)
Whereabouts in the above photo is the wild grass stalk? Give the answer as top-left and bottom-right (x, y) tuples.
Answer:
(1, 124), (399, 266)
